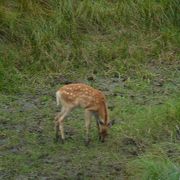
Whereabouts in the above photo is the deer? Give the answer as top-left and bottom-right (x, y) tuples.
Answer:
(54, 83), (114, 145)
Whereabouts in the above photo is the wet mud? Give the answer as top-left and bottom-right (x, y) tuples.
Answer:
(1, 71), (180, 179)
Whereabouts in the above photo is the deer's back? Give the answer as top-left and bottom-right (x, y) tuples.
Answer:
(59, 83), (106, 110)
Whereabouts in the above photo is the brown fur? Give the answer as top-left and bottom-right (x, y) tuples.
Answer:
(54, 83), (110, 144)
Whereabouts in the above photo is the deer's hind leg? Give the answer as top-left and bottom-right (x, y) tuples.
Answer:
(54, 107), (65, 142)
(55, 106), (72, 143)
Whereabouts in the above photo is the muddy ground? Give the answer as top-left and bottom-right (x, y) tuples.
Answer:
(1, 64), (180, 179)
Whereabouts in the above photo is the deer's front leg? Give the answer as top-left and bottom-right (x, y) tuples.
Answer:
(94, 114), (101, 141)
(84, 110), (92, 145)
(96, 120), (101, 141)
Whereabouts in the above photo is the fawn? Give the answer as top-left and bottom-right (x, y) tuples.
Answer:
(54, 83), (114, 144)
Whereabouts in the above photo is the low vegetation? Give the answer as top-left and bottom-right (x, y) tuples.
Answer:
(0, 0), (180, 179)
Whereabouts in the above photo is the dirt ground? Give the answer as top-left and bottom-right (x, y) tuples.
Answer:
(1, 64), (180, 179)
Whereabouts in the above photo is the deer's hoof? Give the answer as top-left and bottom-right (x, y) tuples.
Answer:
(84, 139), (90, 146)
(61, 139), (65, 144)
(54, 137), (59, 143)
(54, 135), (65, 144)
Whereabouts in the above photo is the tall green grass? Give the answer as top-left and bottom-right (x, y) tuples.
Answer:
(127, 154), (180, 180)
(0, 0), (180, 92)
